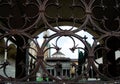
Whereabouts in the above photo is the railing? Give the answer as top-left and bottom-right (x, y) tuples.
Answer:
(0, 80), (120, 84)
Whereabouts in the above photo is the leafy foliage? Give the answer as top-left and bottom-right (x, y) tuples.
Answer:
(0, 39), (5, 55)
(7, 44), (17, 60)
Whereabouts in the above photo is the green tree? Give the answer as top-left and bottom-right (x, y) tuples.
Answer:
(7, 44), (17, 60)
(0, 39), (5, 55)
(77, 50), (84, 75)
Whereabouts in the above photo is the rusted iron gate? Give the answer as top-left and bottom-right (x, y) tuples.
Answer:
(0, 0), (120, 83)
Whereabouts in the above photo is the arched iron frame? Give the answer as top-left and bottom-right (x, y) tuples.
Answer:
(0, 0), (120, 83)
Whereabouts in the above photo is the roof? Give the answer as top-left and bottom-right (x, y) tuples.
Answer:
(46, 51), (71, 62)
(52, 51), (65, 56)
(52, 51), (65, 58)
(46, 57), (71, 62)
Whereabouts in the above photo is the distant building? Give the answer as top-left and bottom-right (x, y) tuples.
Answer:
(45, 51), (77, 79)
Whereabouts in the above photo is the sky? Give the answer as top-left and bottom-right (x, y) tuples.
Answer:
(37, 26), (94, 59)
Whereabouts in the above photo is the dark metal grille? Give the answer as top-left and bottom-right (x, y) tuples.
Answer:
(0, 0), (120, 83)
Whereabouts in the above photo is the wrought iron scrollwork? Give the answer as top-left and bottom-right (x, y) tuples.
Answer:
(0, 0), (120, 83)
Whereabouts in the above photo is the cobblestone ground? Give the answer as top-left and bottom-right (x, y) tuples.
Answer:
(0, 57), (15, 77)
(0, 64), (15, 77)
